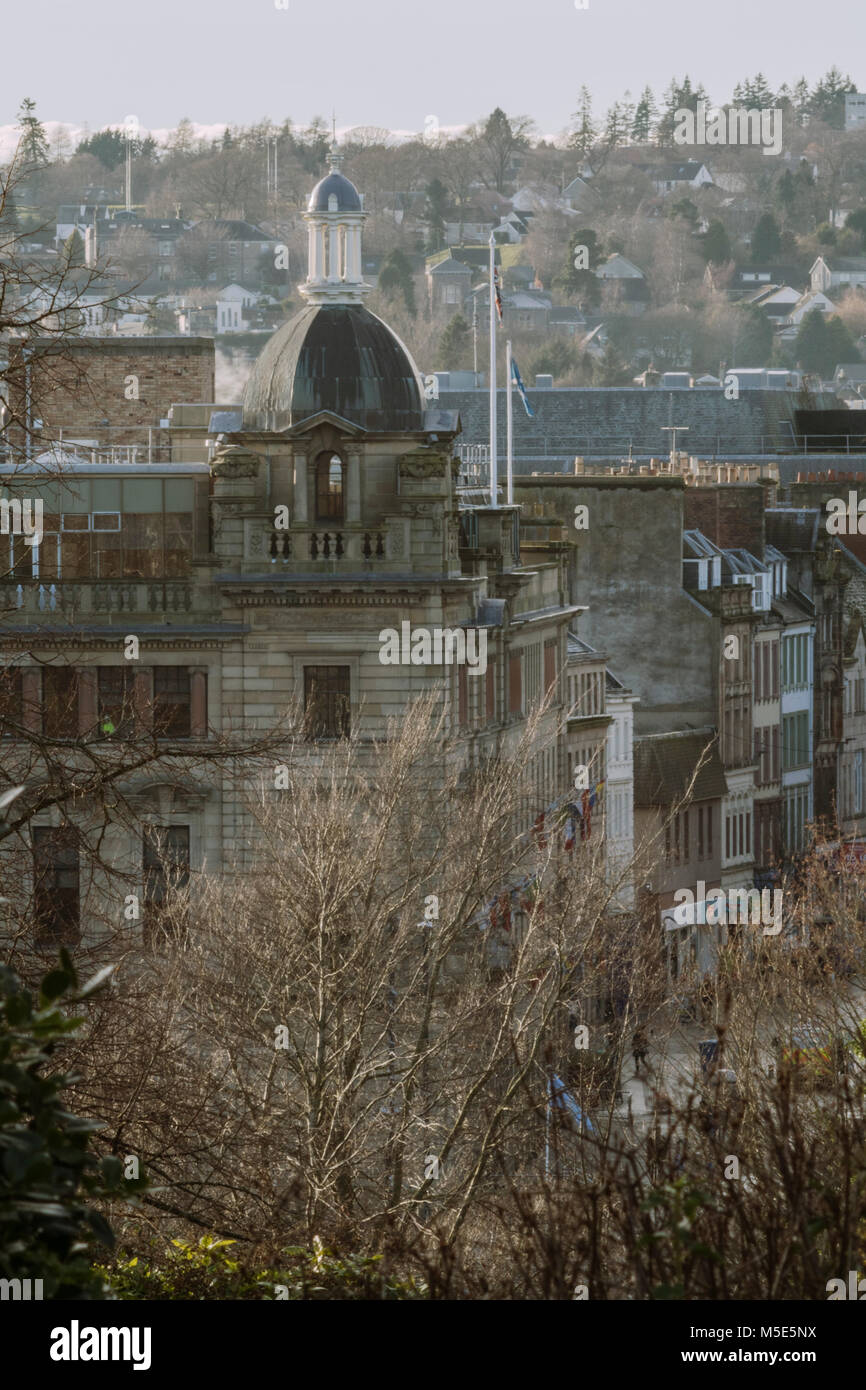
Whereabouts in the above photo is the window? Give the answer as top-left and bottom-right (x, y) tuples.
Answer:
(43, 667), (79, 738)
(33, 826), (80, 946)
(0, 668), (22, 736)
(315, 453), (344, 522)
(98, 667), (135, 738)
(458, 664), (468, 728)
(143, 825), (190, 947)
(486, 659), (496, 722)
(782, 711), (809, 770)
(524, 643), (541, 709)
(154, 667), (192, 738)
(508, 652), (522, 715)
(304, 666), (350, 739)
(544, 639), (557, 696)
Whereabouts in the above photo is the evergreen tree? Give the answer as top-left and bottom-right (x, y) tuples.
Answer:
(795, 308), (830, 372)
(808, 68), (856, 129)
(631, 86), (658, 144)
(425, 179), (449, 253)
(553, 228), (603, 303)
(530, 338), (576, 381)
(378, 249), (416, 318)
(701, 220), (732, 266)
(732, 73), (775, 107)
(825, 316), (861, 370)
(61, 228), (86, 267)
(736, 305), (774, 365)
(751, 212), (782, 263)
(845, 209), (866, 250)
(438, 313), (471, 368)
(568, 87), (597, 162)
(16, 96), (50, 167)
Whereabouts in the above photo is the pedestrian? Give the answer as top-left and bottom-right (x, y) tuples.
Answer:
(632, 1025), (649, 1072)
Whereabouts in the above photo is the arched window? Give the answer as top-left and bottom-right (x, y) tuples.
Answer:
(316, 453), (344, 521)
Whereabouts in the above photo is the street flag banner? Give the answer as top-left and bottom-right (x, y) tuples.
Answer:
(493, 266), (504, 324)
(511, 356), (535, 418)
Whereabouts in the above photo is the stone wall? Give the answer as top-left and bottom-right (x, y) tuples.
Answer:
(516, 473), (717, 735)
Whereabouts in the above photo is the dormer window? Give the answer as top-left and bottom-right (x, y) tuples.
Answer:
(316, 452), (344, 521)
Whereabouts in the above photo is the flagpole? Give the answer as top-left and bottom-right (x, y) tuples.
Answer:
(506, 338), (514, 506)
(489, 232), (497, 509)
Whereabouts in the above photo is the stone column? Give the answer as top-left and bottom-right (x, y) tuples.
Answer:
(307, 224), (317, 280)
(77, 667), (97, 736)
(294, 452), (309, 524)
(328, 224), (339, 282)
(21, 668), (42, 733)
(318, 225), (327, 280)
(346, 453), (361, 523)
(190, 669), (208, 738)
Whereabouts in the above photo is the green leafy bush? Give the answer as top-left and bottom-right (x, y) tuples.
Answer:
(100, 1233), (427, 1300)
(0, 950), (145, 1299)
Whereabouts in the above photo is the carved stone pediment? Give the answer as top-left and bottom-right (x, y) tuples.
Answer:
(126, 780), (210, 817)
(399, 450), (448, 480)
(211, 446), (262, 480)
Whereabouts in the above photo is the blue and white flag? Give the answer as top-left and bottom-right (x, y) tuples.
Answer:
(511, 356), (535, 418)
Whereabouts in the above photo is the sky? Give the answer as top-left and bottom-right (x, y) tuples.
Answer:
(0, 0), (862, 147)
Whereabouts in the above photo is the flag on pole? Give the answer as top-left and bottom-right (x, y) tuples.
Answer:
(493, 265), (504, 324)
(510, 355), (535, 418)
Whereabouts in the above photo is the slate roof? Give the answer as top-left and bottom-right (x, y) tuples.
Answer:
(634, 729), (726, 808)
(194, 220), (271, 241)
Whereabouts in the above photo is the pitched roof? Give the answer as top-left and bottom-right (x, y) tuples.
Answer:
(193, 219), (270, 240)
(634, 729), (726, 807)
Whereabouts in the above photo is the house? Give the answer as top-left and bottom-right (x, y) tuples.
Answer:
(561, 175), (594, 210)
(426, 253), (473, 314)
(548, 306), (587, 337)
(779, 289), (838, 338)
(443, 207), (495, 246)
(495, 210), (533, 244)
(844, 93), (866, 132)
(644, 162), (714, 194)
(734, 265), (803, 294)
(746, 284), (802, 324)
(215, 284), (260, 333)
(596, 253), (644, 282)
(189, 220), (276, 289)
(810, 255), (866, 296)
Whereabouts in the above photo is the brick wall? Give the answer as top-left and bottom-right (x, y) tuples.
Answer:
(683, 485), (767, 556)
(10, 338), (215, 444)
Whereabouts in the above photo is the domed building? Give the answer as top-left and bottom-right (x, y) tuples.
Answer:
(201, 149), (574, 849)
(242, 148), (425, 434)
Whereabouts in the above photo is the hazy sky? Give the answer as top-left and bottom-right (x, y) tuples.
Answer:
(2, 0), (862, 139)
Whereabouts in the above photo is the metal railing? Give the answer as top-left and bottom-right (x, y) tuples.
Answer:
(456, 434), (866, 461)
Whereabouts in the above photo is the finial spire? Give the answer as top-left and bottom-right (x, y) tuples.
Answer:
(328, 112), (343, 172)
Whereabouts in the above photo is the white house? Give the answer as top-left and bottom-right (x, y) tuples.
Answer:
(216, 284), (259, 333)
(810, 255), (866, 296)
(595, 253), (645, 281)
(649, 161), (713, 194)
